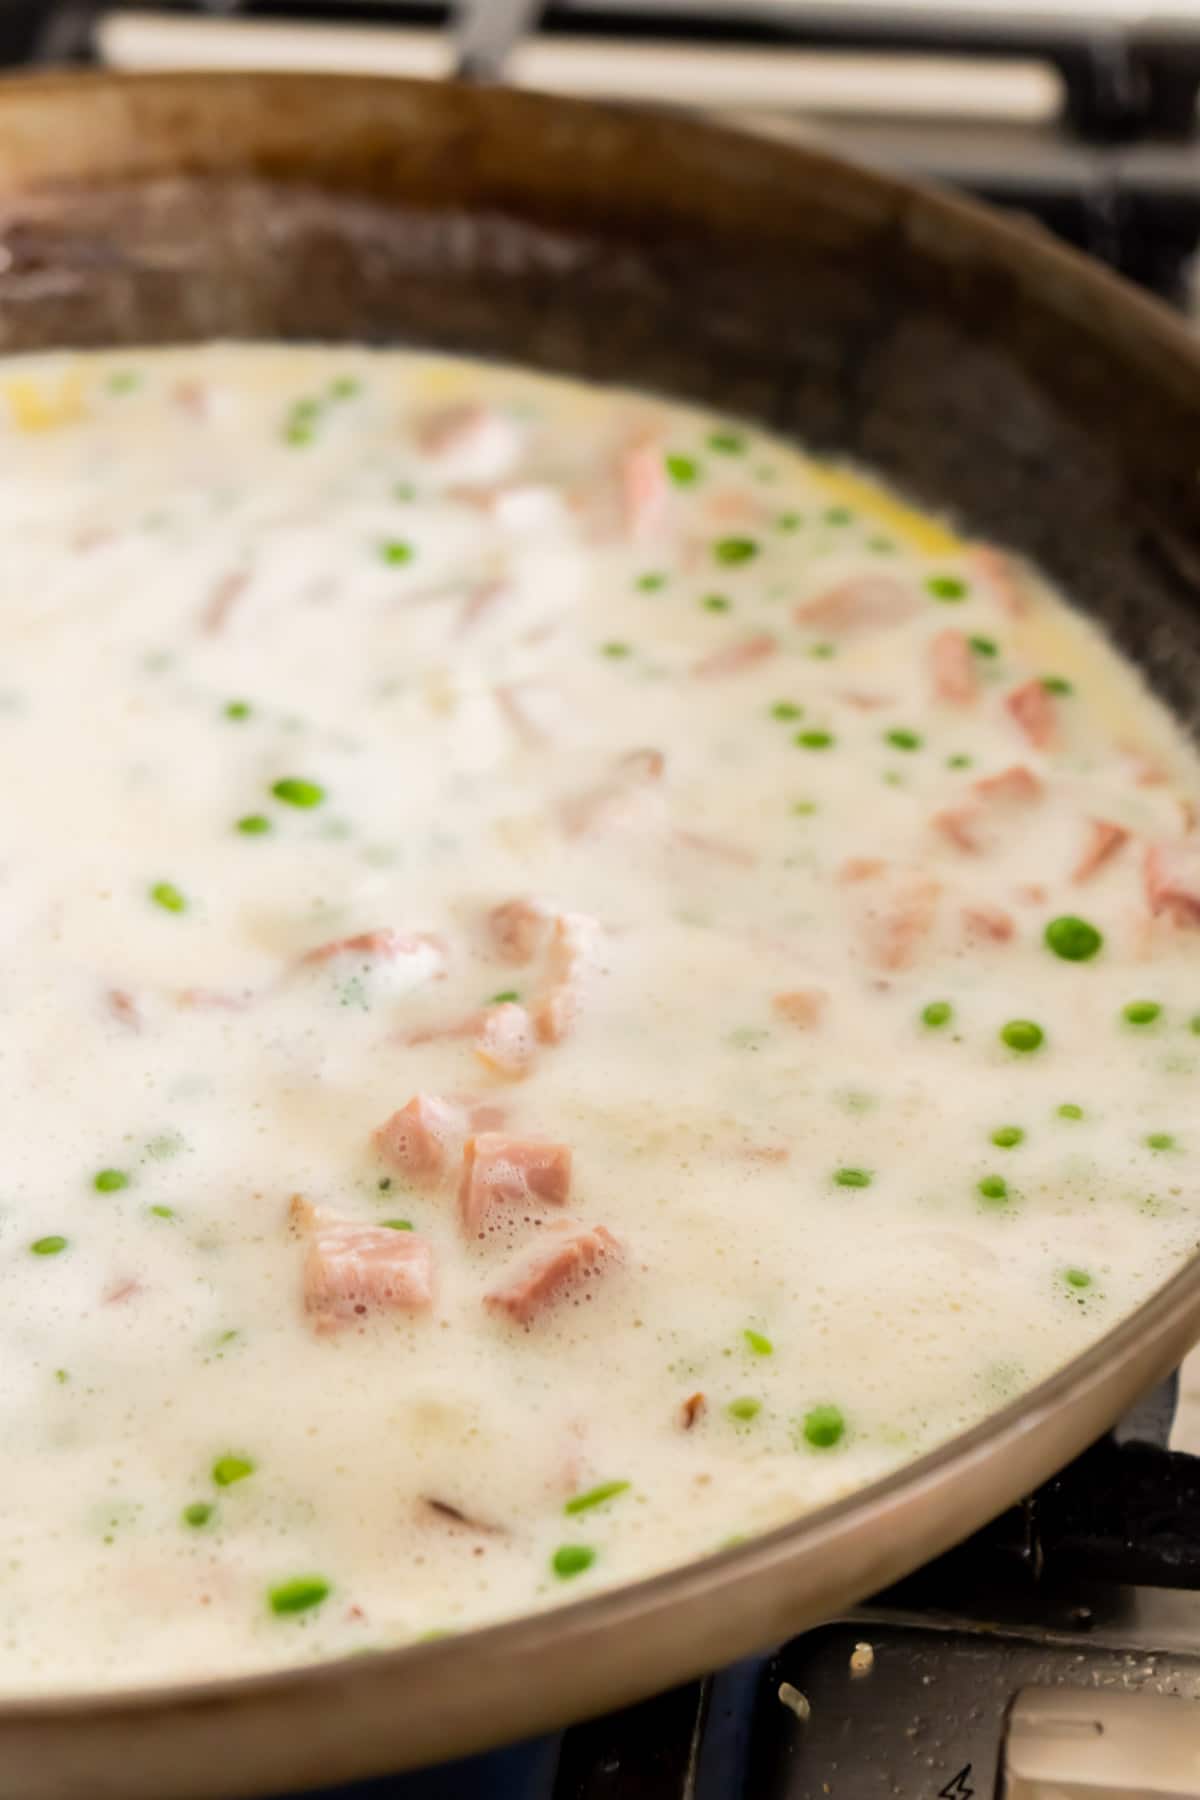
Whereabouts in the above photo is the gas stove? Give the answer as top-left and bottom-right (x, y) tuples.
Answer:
(9, 5), (1200, 1794)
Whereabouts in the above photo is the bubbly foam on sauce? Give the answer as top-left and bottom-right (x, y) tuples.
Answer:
(0, 344), (1197, 1692)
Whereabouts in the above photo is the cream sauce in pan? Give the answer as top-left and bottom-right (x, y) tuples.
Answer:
(0, 344), (1198, 1692)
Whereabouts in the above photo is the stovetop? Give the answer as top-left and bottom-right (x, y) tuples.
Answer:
(8, 6), (1200, 1794)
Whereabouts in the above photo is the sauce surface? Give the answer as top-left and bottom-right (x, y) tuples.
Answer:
(1, 344), (1199, 1694)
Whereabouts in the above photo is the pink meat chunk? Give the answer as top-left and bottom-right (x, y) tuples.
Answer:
(300, 1213), (434, 1334)
(484, 1222), (622, 1326)
(794, 576), (917, 635)
(692, 634), (777, 679)
(299, 928), (445, 974)
(1144, 842), (1200, 928)
(961, 904), (1015, 943)
(621, 436), (669, 538)
(474, 1002), (538, 1078)
(973, 764), (1043, 805)
(488, 897), (550, 965)
(533, 911), (603, 1046)
(772, 988), (827, 1028)
(1006, 680), (1058, 751)
(373, 1094), (459, 1187)
(458, 1132), (573, 1236)
(929, 629), (978, 704)
(1073, 818), (1130, 884)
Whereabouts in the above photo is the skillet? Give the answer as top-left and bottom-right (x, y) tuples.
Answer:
(0, 69), (1199, 1799)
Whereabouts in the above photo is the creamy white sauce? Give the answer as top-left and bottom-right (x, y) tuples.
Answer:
(0, 344), (1197, 1694)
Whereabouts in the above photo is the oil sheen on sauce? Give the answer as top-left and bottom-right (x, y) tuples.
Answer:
(0, 344), (1198, 1694)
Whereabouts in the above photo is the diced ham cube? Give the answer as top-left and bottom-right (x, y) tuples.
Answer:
(373, 1094), (459, 1187)
(692, 634), (777, 679)
(860, 877), (940, 972)
(932, 808), (982, 855)
(961, 904), (1015, 943)
(296, 1205), (434, 1334)
(973, 765), (1043, 805)
(488, 897), (550, 966)
(929, 629), (978, 705)
(1006, 680), (1058, 751)
(773, 988), (828, 1028)
(458, 1133), (573, 1236)
(795, 576), (917, 636)
(1144, 842), (1200, 928)
(839, 857), (886, 883)
(1073, 819), (1130, 884)
(621, 436), (669, 539)
(474, 1002), (538, 1078)
(534, 912), (603, 1045)
(484, 1221), (622, 1326)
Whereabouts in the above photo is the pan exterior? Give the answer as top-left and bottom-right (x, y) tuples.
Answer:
(0, 70), (1197, 1798)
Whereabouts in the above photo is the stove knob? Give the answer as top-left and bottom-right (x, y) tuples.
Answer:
(1003, 1685), (1200, 1798)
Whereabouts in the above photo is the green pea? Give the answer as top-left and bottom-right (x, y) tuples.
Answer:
(149, 1205), (175, 1220)
(379, 539), (414, 566)
(268, 1576), (331, 1615)
(794, 730), (834, 750)
(922, 1001), (953, 1029)
(833, 1168), (872, 1189)
(927, 575), (968, 602)
(329, 375), (359, 400)
(808, 642), (836, 660)
(182, 1502), (214, 1529)
(743, 1329), (774, 1356)
(978, 1176), (1008, 1203)
(824, 506), (853, 526)
(635, 572), (665, 592)
(1041, 676), (1073, 695)
(776, 511), (802, 532)
(564, 1481), (630, 1516)
(727, 1397), (761, 1422)
(771, 701), (802, 721)
(713, 536), (758, 566)
(886, 728), (922, 751)
(1190, 1015), (1200, 1036)
(150, 881), (187, 914)
(665, 453), (699, 486)
(1044, 916), (1102, 962)
(947, 753), (973, 769)
(1058, 1102), (1084, 1120)
(1146, 1133), (1176, 1151)
(271, 777), (325, 809)
(224, 700), (252, 721)
(212, 1454), (255, 1487)
(93, 1168), (129, 1193)
(969, 636), (998, 657)
(236, 814), (271, 836)
(30, 1235), (67, 1256)
(601, 641), (632, 659)
(1064, 1268), (1092, 1290)
(381, 1219), (413, 1231)
(991, 1126), (1024, 1149)
(708, 430), (745, 454)
(701, 593), (732, 612)
(552, 1545), (596, 1579)
(802, 1404), (845, 1449)
(1123, 1001), (1162, 1026)
(1001, 1020), (1044, 1053)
